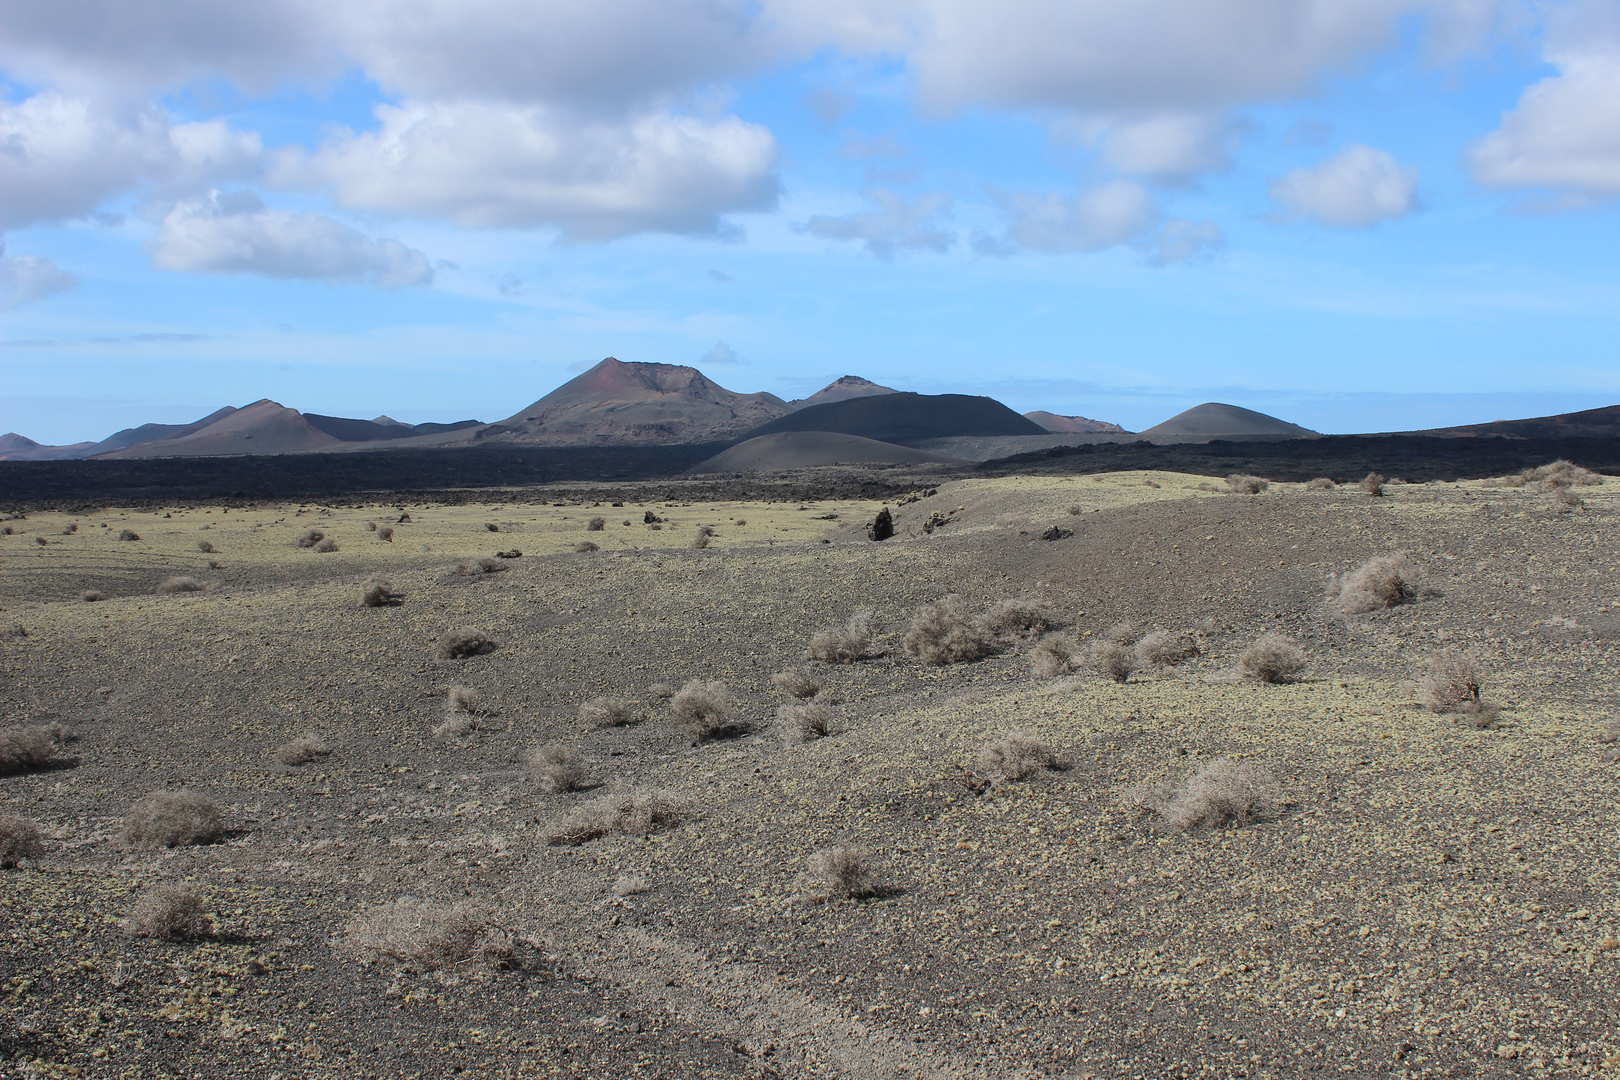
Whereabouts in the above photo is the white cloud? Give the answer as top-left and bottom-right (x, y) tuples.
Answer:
(1269, 144), (1420, 227)
(980, 180), (1157, 255)
(0, 93), (261, 230)
(1467, 3), (1620, 201)
(1069, 114), (1240, 181)
(274, 101), (779, 240)
(698, 341), (742, 365)
(801, 189), (954, 260)
(0, 242), (80, 309)
(771, 0), (1507, 115)
(1143, 219), (1225, 265)
(149, 190), (433, 287)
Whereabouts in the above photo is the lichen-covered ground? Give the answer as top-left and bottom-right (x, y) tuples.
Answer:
(1, 471), (1616, 1079)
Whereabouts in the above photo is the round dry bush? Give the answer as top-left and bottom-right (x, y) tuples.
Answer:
(806, 610), (874, 664)
(579, 696), (635, 727)
(903, 596), (994, 665)
(79, 590), (106, 603)
(275, 734), (330, 766)
(196, 539), (216, 553)
(1102, 621), (1139, 646)
(1092, 641), (1134, 683)
(1420, 653), (1483, 714)
(436, 628), (498, 660)
(1360, 472), (1387, 496)
(670, 679), (743, 742)
(574, 540), (600, 553)
(1239, 633), (1306, 684)
(776, 701), (839, 745)
(977, 731), (1058, 781)
(155, 575), (206, 595)
(1305, 477), (1336, 490)
(0, 815), (45, 868)
(117, 529), (141, 542)
(526, 743), (587, 792)
(1333, 554), (1416, 614)
(367, 521), (379, 531)
(0, 725), (65, 776)
(124, 884), (209, 940)
(314, 537), (339, 553)
(796, 846), (882, 901)
(445, 684), (480, 714)
(586, 517), (606, 531)
(454, 556), (504, 575)
(336, 898), (510, 972)
(1226, 474), (1269, 495)
(545, 788), (688, 846)
(1135, 630), (1200, 668)
(123, 791), (225, 848)
(432, 714), (478, 739)
(1122, 758), (1281, 831)
(978, 597), (1060, 638)
(1029, 635), (1076, 679)
(770, 668), (821, 699)
(295, 528), (325, 548)
(361, 577), (400, 607)
(378, 526), (395, 542)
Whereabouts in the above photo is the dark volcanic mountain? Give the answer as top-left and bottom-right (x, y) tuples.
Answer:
(788, 376), (899, 411)
(1416, 403), (1620, 439)
(737, 392), (1044, 447)
(477, 357), (789, 446)
(1138, 403), (1317, 441)
(1024, 410), (1129, 434)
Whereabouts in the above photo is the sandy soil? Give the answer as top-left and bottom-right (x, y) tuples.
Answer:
(1, 470), (1616, 1079)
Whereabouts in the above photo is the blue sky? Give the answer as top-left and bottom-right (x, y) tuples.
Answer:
(4, 0), (1620, 444)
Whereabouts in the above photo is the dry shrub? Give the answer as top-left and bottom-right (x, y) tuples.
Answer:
(367, 521), (378, 531)
(587, 517), (606, 531)
(670, 679), (743, 742)
(445, 685), (480, 714)
(0, 815), (45, 867)
(579, 696), (635, 727)
(314, 537), (339, 553)
(1030, 634), (1076, 678)
(431, 715), (478, 739)
(337, 898), (511, 972)
(1135, 629), (1200, 668)
(611, 874), (650, 897)
(807, 610), (874, 664)
(276, 734), (330, 766)
(648, 682), (677, 700)
(378, 526), (394, 542)
(1103, 621), (1139, 646)
(118, 529), (140, 542)
(1226, 474), (1269, 495)
(776, 702), (839, 745)
(978, 597), (1060, 638)
(1092, 641), (1134, 683)
(1420, 653), (1501, 726)
(196, 539), (216, 553)
(436, 628), (498, 659)
(454, 557), (504, 575)
(574, 540), (600, 553)
(1525, 459), (1603, 489)
(123, 791), (224, 848)
(0, 725), (66, 775)
(526, 743), (587, 792)
(124, 885), (209, 940)
(796, 846), (882, 901)
(977, 730), (1059, 781)
(1360, 472), (1386, 496)
(296, 528), (324, 548)
(485, 522), (500, 532)
(80, 590), (106, 602)
(155, 575), (206, 594)
(361, 577), (400, 606)
(1305, 477), (1336, 490)
(903, 596), (994, 665)
(1333, 554), (1416, 613)
(1122, 758), (1281, 830)
(733, 518), (747, 526)
(690, 526), (713, 550)
(545, 788), (687, 846)
(1240, 633), (1306, 684)
(1066, 504), (1082, 516)
(770, 668), (821, 699)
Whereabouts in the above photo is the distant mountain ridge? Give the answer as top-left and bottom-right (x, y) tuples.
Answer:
(1024, 410), (1129, 434)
